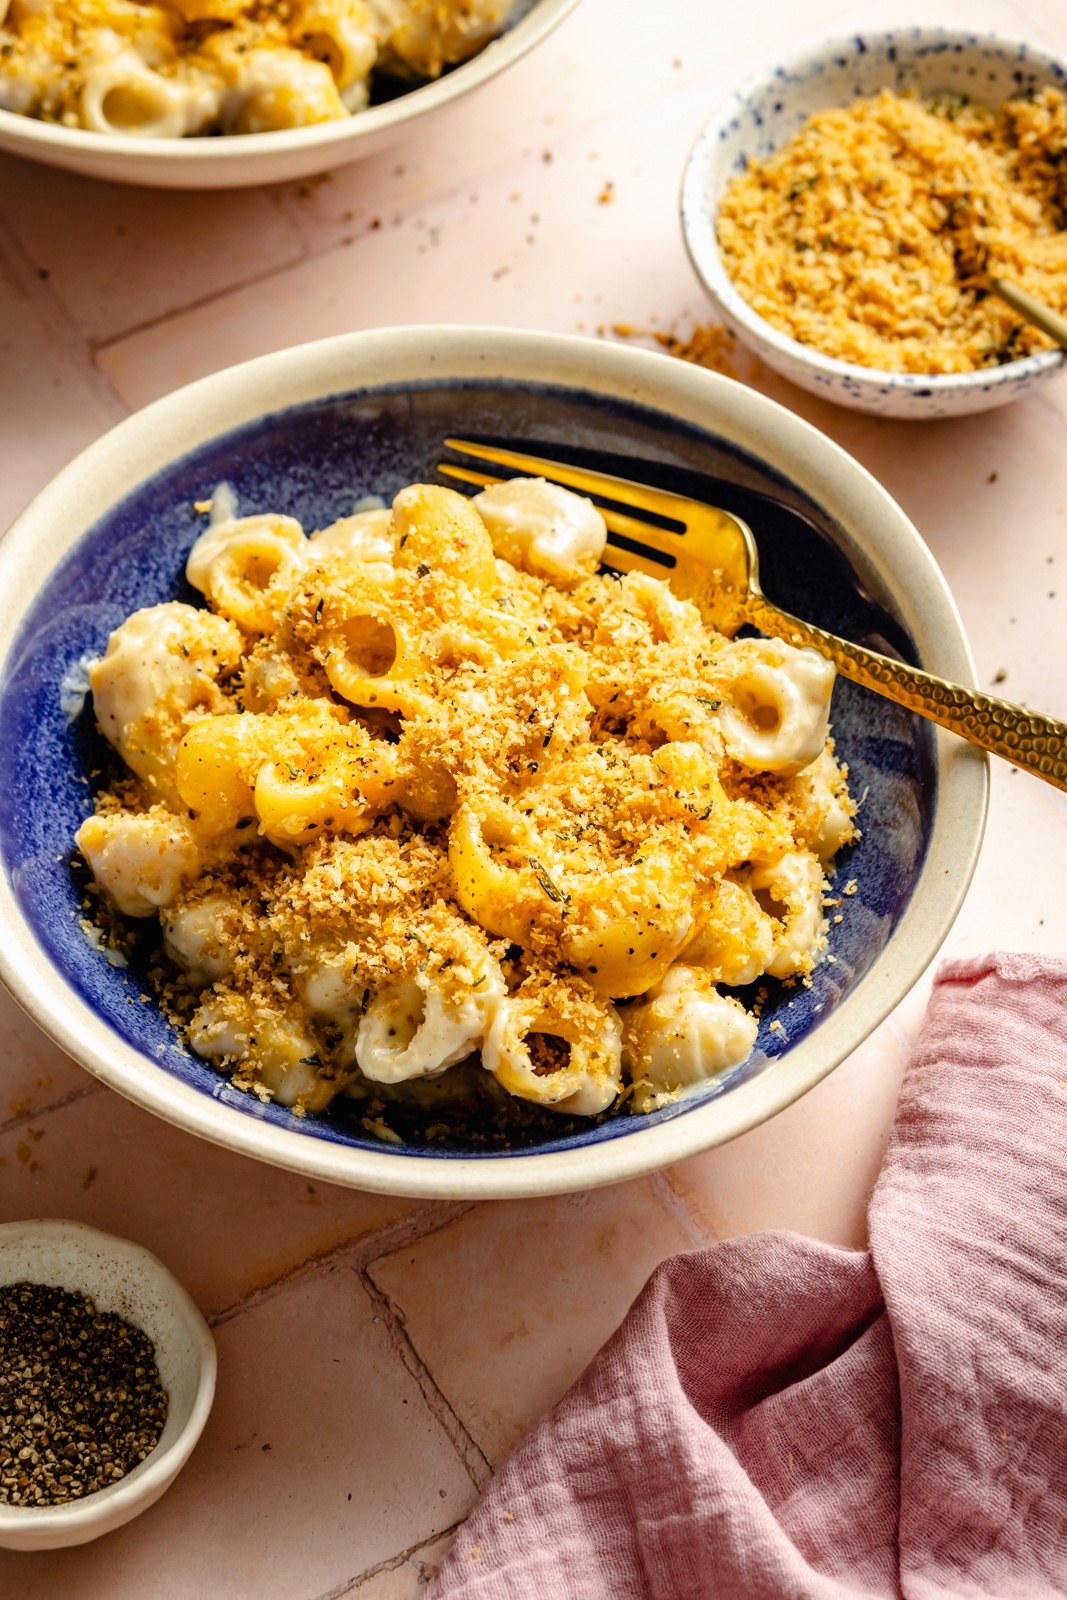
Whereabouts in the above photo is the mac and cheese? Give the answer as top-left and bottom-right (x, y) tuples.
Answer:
(76, 473), (858, 1130)
(0, 0), (517, 137)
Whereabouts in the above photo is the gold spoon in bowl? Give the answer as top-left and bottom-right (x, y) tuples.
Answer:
(440, 439), (1067, 794)
(972, 275), (1067, 353)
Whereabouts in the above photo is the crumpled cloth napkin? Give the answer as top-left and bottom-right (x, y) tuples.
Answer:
(429, 954), (1067, 1598)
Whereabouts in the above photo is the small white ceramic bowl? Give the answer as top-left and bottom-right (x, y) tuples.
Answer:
(0, 1220), (216, 1551)
(0, 0), (578, 190)
(681, 29), (1067, 419)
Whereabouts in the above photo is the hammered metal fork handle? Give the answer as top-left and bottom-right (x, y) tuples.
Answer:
(748, 594), (1067, 792)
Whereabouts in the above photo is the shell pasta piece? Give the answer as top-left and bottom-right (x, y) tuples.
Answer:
(715, 639), (835, 775)
(75, 809), (204, 918)
(76, 475), (857, 1131)
(291, 0), (378, 93)
(682, 878), (777, 987)
(81, 50), (221, 137)
(369, 0), (514, 78)
(481, 976), (623, 1116)
(473, 478), (607, 583)
(174, 707), (395, 843)
(162, 894), (239, 985)
(747, 850), (827, 979)
(189, 992), (339, 1112)
(88, 602), (242, 808)
(187, 513), (309, 634)
(623, 966), (758, 1113)
(356, 957), (506, 1085)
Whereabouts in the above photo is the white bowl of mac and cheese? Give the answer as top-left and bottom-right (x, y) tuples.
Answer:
(0, 327), (987, 1199)
(0, 0), (578, 188)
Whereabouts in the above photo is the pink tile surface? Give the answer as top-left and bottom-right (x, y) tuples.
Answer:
(369, 1179), (703, 1466)
(665, 1021), (911, 1251)
(0, 984), (96, 1133)
(0, 1065), (425, 1318)
(0, 158), (306, 347)
(0, 1268), (475, 1597)
(1, 0), (1067, 1591)
(0, 227), (124, 534)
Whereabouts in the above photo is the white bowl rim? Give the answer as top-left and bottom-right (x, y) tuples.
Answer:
(681, 26), (1067, 395)
(0, 325), (988, 1200)
(0, 1218), (216, 1537)
(0, 0), (579, 167)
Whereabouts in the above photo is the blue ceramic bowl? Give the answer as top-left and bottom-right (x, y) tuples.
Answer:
(682, 29), (1067, 419)
(0, 329), (987, 1198)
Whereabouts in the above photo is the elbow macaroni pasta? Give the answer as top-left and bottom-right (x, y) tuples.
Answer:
(0, 0), (517, 136)
(76, 471), (857, 1127)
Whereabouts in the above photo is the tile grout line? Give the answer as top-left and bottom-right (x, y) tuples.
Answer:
(358, 1264), (492, 1493)
(85, 77), (671, 362)
(306, 1519), (463, 1600)
(88, 212), (392, 358)
(0, 209), (128, 427)
(0, 1080), (105, 1140)
(85, 119), (601, 358)
(211, 1198), (490, 1547)
(650, 1168), (719, 1251)
(80, 107), (647, 360)
(208, 1198), (485, 1327)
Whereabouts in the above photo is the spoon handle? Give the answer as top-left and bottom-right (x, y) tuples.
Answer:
(747, 594), (1067, 793)
(988, 277), (1067, 351)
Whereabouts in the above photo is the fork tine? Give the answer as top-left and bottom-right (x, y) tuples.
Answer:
(438, 457), (681, 569)
(442, 438), (699, 524)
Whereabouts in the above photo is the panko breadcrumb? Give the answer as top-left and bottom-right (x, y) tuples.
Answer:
(717, 86), (1067, 373)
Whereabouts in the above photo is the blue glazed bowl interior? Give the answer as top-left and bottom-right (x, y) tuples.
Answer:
(0, 379), (934, 1159)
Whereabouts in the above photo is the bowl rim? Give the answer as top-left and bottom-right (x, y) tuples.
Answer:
(0, 1217), (216, 1539)
(0, 325), (988, 1200)
(680, 26), (1067, 395)
(0, 0), (579, 168)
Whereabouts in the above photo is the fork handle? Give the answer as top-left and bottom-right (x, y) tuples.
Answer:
(748, 595), (1067, 792)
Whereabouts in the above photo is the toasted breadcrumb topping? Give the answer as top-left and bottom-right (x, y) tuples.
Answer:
(77, 479), (858, 1137)
(718, 86), (1067, 374)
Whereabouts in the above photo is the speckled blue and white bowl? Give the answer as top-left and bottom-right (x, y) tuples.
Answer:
(0, 327), (987, 1200)
(681, 29), (1067, 420)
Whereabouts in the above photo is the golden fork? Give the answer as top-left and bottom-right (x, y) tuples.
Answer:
(439, 438), (1067, 794)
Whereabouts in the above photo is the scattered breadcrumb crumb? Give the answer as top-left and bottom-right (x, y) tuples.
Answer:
(613, 320), (741, 379)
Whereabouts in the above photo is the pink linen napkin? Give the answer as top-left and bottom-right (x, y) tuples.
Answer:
(429, 954), (1067, 1598)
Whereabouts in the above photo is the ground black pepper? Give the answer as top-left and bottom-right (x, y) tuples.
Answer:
(0, 1282), (167, 1507)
